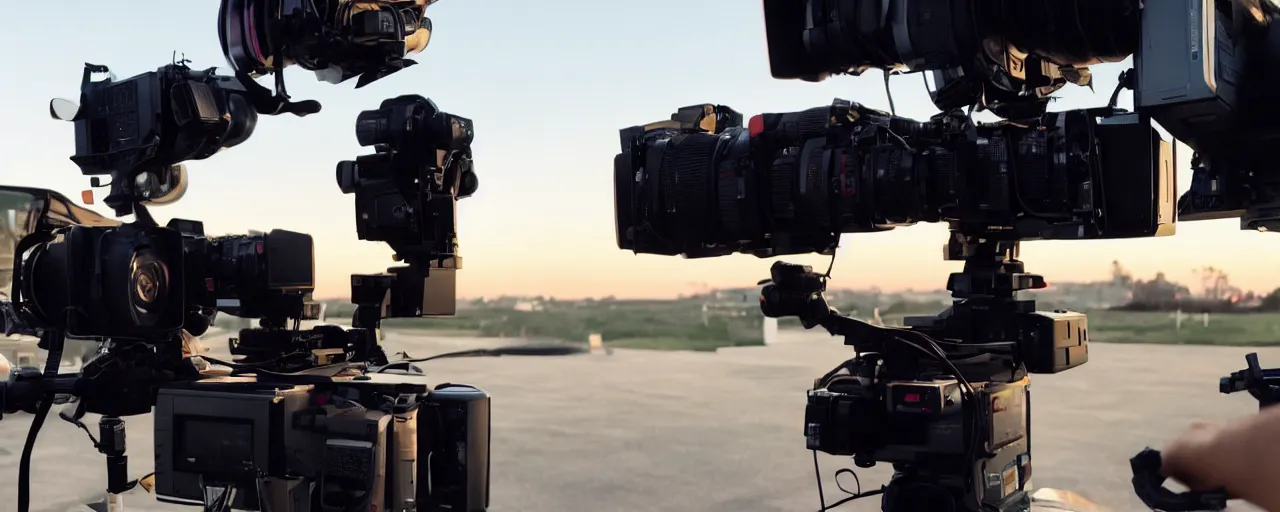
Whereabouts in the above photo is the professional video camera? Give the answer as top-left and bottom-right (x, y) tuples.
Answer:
(338, 93), (477, 319)
(0, 38), (494, 511)
(219, 0), (441, 103)
(615, 98), (1172, 510)
(615, 100), (1175, 259)
(609, 0), (1280, 510)
(51, 59), (319, 219)
(761, 0), (1280, 231)
(225, 93), (479, 373)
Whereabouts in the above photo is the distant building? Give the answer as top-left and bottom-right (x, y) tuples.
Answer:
(514, 300), (543, 312)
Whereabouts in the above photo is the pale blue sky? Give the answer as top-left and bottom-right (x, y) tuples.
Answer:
(1, 1), (1275, 299)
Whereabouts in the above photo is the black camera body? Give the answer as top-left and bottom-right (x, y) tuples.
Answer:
(337, 95), (478, 318)
(807, 374), (1032, 510)
(12, 216), (315, 344)
(153, 376), (490, 512)
(1136, 0), (1280, 230)
(188, 225), (318, 323)
(760, 0), (1138, 118)
(66, 63), (256, 176)
(760, 0), (1280, 232)
(615, 100), (1174, 259)
(220, 0), (436, 90)
(759, 253), (1085, 512)
(59, 62), (260, 217)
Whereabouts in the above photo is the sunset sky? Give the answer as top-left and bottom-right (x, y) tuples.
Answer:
(2, 0), (1277, 300)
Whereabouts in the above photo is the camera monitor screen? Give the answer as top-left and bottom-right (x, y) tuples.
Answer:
(174, 416), (256, 480)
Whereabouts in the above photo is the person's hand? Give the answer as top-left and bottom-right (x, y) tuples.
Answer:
(1160, 421), (1231, 491)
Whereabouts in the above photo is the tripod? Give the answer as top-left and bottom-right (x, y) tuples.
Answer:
(763, 233), (1088, 512)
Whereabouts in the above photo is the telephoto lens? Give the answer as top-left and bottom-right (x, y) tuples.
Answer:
(763, 0), (1140, 81)
(219, 0), (438, 88)
(616, 100), (1173, 259)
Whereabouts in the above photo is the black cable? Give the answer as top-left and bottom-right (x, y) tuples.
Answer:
(18, 331), (66, 512)
(59, 400), (99, 448)
(892, 328), (994, 512)
(883, 70), (897, 116)
(834, 468), (861, 497)
(813, 451), (886, 512)
(386, 343), (588, 367)
(821, 487), (884, 512)
(812, 450), (827, 511)
(16, 397), (50, 512)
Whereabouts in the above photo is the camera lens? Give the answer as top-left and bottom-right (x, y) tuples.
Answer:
(615, 106), (1106, 258)
(222, 93), (258, 149)
(355, 108), (395, 147)
(615, 127), (756, 258)
(769, 0), (1139, 80)
(129, 248), (172, 326)
(206, 230), (314, 320)
(218, 0), (269, 74)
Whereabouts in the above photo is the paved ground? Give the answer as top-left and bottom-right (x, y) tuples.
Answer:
(0, 330), (1272, 512)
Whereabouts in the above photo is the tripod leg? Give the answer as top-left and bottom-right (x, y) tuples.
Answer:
(97, 416), (129, 510)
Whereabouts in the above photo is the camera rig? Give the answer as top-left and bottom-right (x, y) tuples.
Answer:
(761, 231), (1085, 512)
(225, 94), (478, 375)
(0, 46), (489, 510)
(613, 0), (1280, 509)
(53, 59), (319, 219)
(219, 0), (441, 104)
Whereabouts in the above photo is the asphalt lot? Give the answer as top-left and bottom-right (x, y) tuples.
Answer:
(0, 330), (1272, 512)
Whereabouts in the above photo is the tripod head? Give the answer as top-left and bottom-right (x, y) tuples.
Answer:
(761, 232), (1085, 380)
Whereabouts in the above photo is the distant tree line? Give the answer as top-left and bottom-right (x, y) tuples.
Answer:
(1109, 261), (1280, 313)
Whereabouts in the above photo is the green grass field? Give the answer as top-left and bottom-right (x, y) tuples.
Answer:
(1082, 310), (1280, 346)
(841, 309), (1280, 346)
(308, 301), (1280, 351)
(321, 300), (768, 352)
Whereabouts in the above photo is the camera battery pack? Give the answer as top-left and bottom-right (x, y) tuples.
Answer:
(419, 384), (491, 511)
(1023, 310), (1089, 374)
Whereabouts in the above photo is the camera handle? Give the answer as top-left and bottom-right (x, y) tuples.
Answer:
(1129, 352), (1280, 511)
(232, 70), (321, 117)
(758, 261), (900, 350)
(1129, 448), (1228, 511)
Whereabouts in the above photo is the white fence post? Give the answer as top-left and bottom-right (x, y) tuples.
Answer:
(762, 317), (779, 345)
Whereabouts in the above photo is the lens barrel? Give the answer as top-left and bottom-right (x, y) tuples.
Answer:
(206, 230), (314, 320)
(614, 103), (1127, 258)
(765, 0), (1140, 81)
(355, 97), (475, 152)
(20, 225), (185, 338)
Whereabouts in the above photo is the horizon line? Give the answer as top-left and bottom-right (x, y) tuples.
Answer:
(311, 274), (1253, 303)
